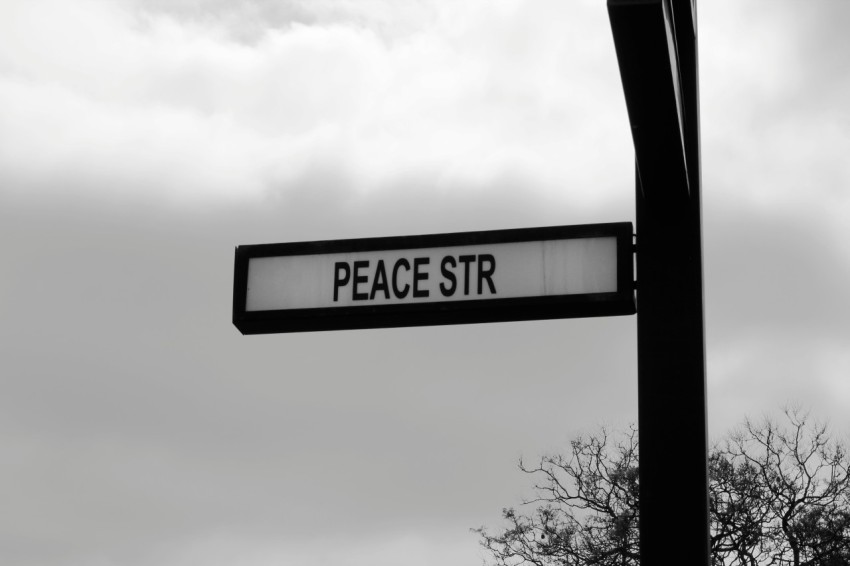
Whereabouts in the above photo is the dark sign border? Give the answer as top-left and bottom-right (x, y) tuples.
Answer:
(233, 222), (635, 334)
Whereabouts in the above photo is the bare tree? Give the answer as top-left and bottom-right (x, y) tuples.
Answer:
(477, 408), (850, 566)
(709, 448), (770, 565)
(712, 407), (850, 566)
(475, 426), (639, 565)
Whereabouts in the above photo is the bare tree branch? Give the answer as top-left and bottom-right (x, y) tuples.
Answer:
(479, 408), (850, 566)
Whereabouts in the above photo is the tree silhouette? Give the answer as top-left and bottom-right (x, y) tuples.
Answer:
(476, 407), (850, 566)
(712, 407), (850, 566)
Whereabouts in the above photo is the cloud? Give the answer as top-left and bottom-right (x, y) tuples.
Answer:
(704, 204), (850, 437)
(132, 531), (481, 566)
(0, 0), (632, 209)
(700, 1), (850, 224)
(2, 0), (847, 221)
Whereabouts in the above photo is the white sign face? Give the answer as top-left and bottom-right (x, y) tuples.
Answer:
(245, 238), (617, 312)
(233, 223), (634, 334)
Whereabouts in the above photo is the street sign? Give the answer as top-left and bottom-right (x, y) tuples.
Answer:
(233, 222), (634, 334)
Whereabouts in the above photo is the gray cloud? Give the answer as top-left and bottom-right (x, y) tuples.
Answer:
(704, 203), (850, 435)
(0, 0), (631, 208)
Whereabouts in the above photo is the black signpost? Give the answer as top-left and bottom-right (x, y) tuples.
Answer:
(234, 1), (709, 563)
(609, 0), (710, 564)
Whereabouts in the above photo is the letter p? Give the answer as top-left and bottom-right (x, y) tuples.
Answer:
(334, 262), (351, 302)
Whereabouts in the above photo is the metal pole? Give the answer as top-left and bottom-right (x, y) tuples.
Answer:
(609, 1), (709, 564)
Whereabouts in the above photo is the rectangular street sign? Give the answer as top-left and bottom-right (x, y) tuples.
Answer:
(233, 222), (635, 334)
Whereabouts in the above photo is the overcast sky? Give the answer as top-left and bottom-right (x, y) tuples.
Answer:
(2, 1), (849, 565)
